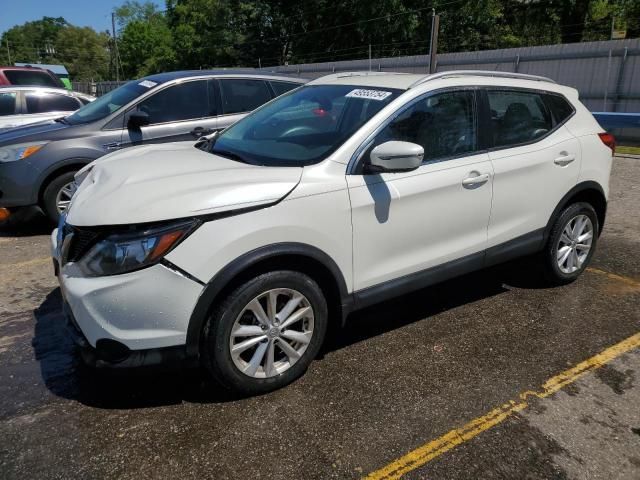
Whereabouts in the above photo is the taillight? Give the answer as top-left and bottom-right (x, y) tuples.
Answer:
(598, 132), (616, 155)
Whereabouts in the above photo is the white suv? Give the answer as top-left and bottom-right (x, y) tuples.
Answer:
(52, 70), (613, 394)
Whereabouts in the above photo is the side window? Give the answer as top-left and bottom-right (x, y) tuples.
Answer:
(219, 79), (271, 115)
(487, 90), (552, 148)
(0, 92), (17, 116)
(270, 81), (300, 97)
(25, 92), (81, 113)
(545, 94), (574, 124)
(374, 90), (476, 163)
(136, 80), (208, 124)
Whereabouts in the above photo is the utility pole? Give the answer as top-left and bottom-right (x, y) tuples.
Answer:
(428, 8), (440, 74)
(369, 43), (372, 71)
(5, 39), (10, 64)
(610, 16), (615, 40)
(111, 12), (120, 82)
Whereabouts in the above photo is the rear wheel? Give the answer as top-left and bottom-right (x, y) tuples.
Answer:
(202, 271), (328, 395)
(42, 171), (77, 223)
(542, 202), (598, 285)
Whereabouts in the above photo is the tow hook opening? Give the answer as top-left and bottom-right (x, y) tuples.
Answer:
(95, 338), (131, 363)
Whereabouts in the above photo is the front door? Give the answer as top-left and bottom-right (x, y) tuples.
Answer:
(121, 79), (218, 146)
(348, 89), (493, 292)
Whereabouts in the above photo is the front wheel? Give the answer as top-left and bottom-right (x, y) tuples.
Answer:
(42, 171), (77, 223)
(541, 202), (599, 285)
(202, 271), (328, 395)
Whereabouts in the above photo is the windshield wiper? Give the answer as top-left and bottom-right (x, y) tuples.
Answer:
(195, 131), (220, 153)
(210, 148), (248, 164)
(54, 117), (70, 125)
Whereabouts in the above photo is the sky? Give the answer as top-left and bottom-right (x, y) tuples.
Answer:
(0, 0), (164, 35)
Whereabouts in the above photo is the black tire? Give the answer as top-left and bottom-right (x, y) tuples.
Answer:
(202, 271), (328, 395)
(541, 202), (599, 285)
(41, 171), (77, 224)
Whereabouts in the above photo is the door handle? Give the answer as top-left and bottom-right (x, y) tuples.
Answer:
(462, 172), (490, 188)
(190, 127), (214, 138)
(554, 153), (575, 166)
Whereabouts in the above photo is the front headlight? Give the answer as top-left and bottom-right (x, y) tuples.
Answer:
(76, 220), (199, 277)
(0, 141), (48, 163)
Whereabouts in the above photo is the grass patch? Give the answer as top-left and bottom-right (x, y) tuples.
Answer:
(617, 145), (640, 155)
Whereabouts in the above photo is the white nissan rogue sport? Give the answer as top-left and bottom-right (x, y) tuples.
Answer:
(52, 70), (614, 394)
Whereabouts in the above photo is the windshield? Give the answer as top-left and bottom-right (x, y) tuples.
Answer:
(209, 84), (402, 166)
(66, 80), (159, 125)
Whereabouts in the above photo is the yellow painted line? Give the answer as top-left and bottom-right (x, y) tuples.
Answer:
(586, 267), (640, 288)
(364, 331), (640, 480)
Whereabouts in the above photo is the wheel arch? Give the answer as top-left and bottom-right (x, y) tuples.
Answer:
(37, 158), (93, 206)
(543, 181), (607, 244)
(185, 242), (352, 358)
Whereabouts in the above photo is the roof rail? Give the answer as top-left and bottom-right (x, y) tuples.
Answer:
(410, 70), (556, 88)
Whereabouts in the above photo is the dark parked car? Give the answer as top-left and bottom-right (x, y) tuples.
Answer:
(0, 70), (306, 222)
(0, 65), (66, 88)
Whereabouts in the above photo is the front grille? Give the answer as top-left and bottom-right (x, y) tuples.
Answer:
(61, 224), (101, 263)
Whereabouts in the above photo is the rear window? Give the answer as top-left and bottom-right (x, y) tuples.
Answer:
(270, 81), (300, 97)
(545, 94), (575, 124)
(26, 92), (81, 113)
(0, 92), (17, 116)
(4, 69), (59, 88)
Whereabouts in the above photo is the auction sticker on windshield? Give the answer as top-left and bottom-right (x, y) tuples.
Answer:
(138, 80), (158, 88)
(346, 89), (392, 101)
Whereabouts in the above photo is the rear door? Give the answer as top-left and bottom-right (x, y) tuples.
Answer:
(484, 88), (581, 256)
(216, 78), (273, 130)
(121, 79), (217, 146)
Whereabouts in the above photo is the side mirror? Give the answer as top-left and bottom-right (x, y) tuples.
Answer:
(367, 141), (424, 173)
(127, 111), (150, 129)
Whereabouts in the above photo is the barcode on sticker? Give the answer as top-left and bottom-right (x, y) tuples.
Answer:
(346, 89), (392, 101)
(138, 80), (158, 88)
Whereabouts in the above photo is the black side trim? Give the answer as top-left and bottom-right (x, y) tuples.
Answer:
(161, 259), (206, 286)
(184, 242), (350, 357)
(353, 251), (485, 310)
(484, 228), (545, 267)
(543, 181), (607, 242)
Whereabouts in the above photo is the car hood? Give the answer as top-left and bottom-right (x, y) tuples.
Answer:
(0, 118), (70, 145)
(65, 142), (303, 226)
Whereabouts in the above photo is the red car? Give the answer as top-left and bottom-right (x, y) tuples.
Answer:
(0, 65), (65, 88)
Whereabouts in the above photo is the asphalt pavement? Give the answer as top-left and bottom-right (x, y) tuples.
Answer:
(0, 157), (638, 479)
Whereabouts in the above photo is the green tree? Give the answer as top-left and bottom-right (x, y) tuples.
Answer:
(166, 0), (244, 69)
(0, 17), (110, 81)
(115, 1), (176, 77)
(0, 17), (67, 65)
(55, 26), (111, 81)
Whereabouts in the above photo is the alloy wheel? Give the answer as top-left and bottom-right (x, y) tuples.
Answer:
(556, 214), (593, 274)
(229, 288), (315, 378)
(55, 181), (76, 214)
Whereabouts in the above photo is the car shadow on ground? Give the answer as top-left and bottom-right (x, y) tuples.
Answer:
(32, 256), (552, 410)
(0, 207), (52, 237)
